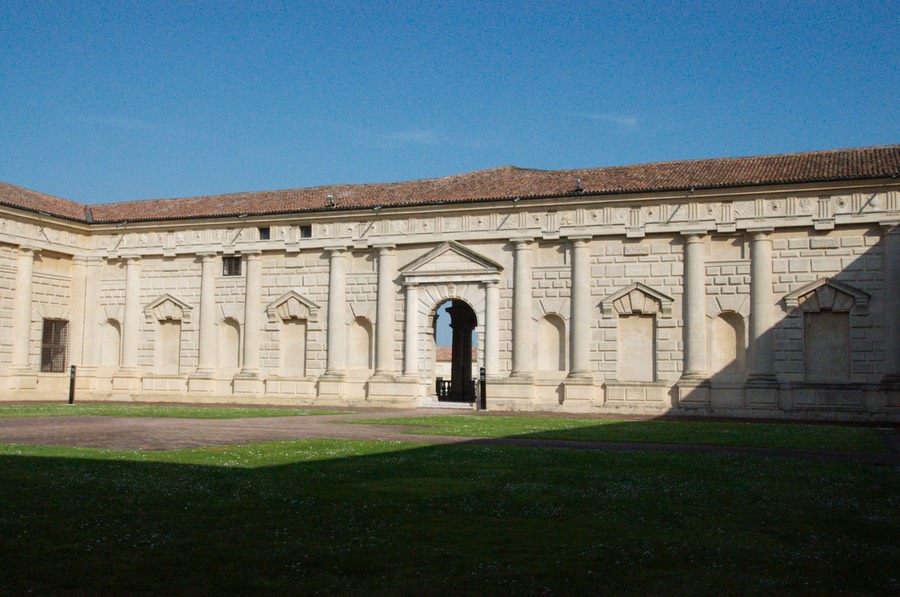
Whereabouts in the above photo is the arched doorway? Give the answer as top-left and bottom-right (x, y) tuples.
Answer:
(434, 299), (478, 402)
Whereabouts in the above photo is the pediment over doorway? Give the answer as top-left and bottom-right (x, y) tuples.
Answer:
(144, 294), (192, 324)
(266, 291), (321, 323)
(783, 278), (869, 313)
(599, 283), (674, 318)
(400, 241), (502, 284)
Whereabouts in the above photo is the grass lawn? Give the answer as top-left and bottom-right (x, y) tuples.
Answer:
(351, 415), (888, 453)
(0, 439), (896, 595)
(0, 403), (343, 419)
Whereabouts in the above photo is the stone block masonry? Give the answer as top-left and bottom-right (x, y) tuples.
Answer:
(0, 145), (898, 420)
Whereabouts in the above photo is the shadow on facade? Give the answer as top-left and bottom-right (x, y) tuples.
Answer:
(672, 228), (897, 419)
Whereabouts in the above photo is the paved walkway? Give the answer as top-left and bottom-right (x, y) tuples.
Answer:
(0, 408), (897, 466)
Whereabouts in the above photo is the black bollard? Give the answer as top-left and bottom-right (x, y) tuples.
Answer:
(68, 365), (76, 405)
(479, 367), (486, 410)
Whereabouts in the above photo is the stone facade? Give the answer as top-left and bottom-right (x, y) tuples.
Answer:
(1, 146), (898, 420)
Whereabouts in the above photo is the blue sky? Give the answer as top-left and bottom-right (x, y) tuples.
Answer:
(2, 1), (897, 204)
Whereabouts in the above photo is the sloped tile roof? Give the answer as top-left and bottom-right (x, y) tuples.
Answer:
(0, 182), (90, 222)
(2, 145), (898, 223)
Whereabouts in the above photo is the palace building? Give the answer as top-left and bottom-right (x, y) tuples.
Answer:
(1, 145), (898, 420)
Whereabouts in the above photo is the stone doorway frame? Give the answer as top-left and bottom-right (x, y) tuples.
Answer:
(432, 298), (478, 402)
(398, 241), (503, 397)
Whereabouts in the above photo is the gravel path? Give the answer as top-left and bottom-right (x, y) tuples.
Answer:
(0, 408), (896, 466)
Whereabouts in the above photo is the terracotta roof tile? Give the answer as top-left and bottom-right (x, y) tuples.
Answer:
(3, 145), (898, 223)
(0, 182), (89, 222)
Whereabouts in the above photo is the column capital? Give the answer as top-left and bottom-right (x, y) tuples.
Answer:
(242, 249), (262, 258)
(681, 232), (706, 243)
(880, 220), (900, 234)
(16, 244), (41, 254)
(745, 227), (774, 239)
(566, 234), (593, 244)
(324, 244), (350, 254)
(197, 251), (219, 260)
(373, 243), (396, 253)
(510, 237), (534, 248)
(120, 254), (142, 262)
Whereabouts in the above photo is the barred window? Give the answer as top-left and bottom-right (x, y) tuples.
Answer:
(41, 319), (68, 373)
(223, 256), (242, 276)
(299, 225), (312, 238)
(258, 227), (271, 240)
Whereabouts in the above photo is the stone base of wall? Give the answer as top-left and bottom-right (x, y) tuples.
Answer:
(483, 377), (535, 411)
(603, 381), (672, 408)
(3, 373), (900, 422)
(368, 377), (418, 407)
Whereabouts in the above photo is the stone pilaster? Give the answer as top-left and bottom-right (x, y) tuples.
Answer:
(234, 251), (263, 394)
(373, 245), (397, 377)
(746, 230), (779, 406)
(484, 280), (500, 377)
(189, 252), (219, 392)
(120, 256), (141, 371)
(403, 282), (419, 377)
(79, 256), (103, 368)
(367, 245), (417, 405)
(68, 256), (87, 370)
(567, 236), (593, 379)
(113, 256), (142, 392)
(323, 247), (348, 378)
(511, 238), (533, 378)
(562, 236), (594, 408)
(75, 255), (103, 390)
(9, 246), (37, 389)
(881, 223), (900, 406)
(196, 253), (219, 372)
(677, 233), (710, 405)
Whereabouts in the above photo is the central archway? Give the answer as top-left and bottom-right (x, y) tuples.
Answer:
(434, 299), (478, 402)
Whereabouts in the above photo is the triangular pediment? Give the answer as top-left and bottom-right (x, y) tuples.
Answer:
(266, 290), (320, 323)
(599, 283), (674, 318)
(144, 294), (192, 323)
(784, 278), (869, 313)
(400, 241), (503, 280)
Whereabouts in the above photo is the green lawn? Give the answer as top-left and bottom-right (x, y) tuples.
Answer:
(352, 415), (888, 453)
(0, 440), (895, 595)
(0, 403), (342, 419)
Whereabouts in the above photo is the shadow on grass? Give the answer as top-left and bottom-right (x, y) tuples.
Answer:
(348, 414), (893, 457)
(0, 436), (897, 595)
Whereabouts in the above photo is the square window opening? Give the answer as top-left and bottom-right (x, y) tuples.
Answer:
(223, 256), (242, 276)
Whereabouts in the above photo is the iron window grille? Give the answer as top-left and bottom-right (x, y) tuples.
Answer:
(40, 319), (68, 373)
(223, 256), (242, 276)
